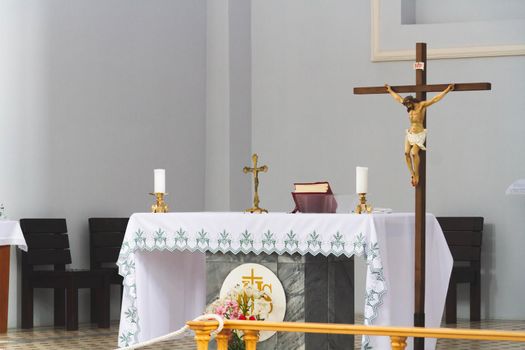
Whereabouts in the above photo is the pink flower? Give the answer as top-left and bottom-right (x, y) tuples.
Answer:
(226, 300), (238, 308)
(214, 305), (226, 316)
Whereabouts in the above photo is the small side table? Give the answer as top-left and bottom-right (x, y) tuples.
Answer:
(0, 221), (27, 333)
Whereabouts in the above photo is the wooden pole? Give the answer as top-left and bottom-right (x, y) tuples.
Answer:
(0, 245), (10, 333)
(414, 42), (427, 350)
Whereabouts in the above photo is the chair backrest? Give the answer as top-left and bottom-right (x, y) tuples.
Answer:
(19, 218), (72, 270)
(89, 218), (129, 269)
(437, 217), (483, 265)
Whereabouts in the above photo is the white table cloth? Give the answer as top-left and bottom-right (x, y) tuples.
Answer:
(117, 212), (452, 350)
(0, 221), (27, 251)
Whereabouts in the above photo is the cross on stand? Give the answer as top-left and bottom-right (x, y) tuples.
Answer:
(243, 153), (269, 213)
(354, 43), (491, 350)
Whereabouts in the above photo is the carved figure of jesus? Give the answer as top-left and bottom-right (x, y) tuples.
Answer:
(385, 83), (454, 186)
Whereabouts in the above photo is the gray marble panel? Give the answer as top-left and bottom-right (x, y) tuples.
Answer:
(206, 261), (241, 304)
(304, 256), (354, 350)
(328, 259), (355, 350)
(330, 259), (355, 324)
(242, 252), (278, 265)
(305, 257), (328, 349)
(278, 262), (306, 350)
(277, 252), (306, 263)
(305, 253), (329, 264)
(205, 252), (354, 350)
(258, 329), (277, 350)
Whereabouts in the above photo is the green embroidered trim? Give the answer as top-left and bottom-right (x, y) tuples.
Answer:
(175, 228), (188, 246)
(217, 230), (232, 249)
(196, 229), (210, 246)
(153, 228), (166, 245)
(330, 231), (345, 250)
(239, 230), (254, 248)
(262, 230), (276, 249)
(307, 231), (321, 249)
(284, 230), (298, 250)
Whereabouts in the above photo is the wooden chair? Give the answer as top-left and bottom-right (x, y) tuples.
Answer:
(437, 217), (483, 324)
(20, 218), (111, 330)
(88, 217), (128, 323)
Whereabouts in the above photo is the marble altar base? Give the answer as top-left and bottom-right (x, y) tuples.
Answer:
(206, 252), (355, 350)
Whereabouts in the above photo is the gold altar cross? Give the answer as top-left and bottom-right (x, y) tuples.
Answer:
(243, 153), (268, 213)
(354, 43), (491, 350)
(242, 269), (263, 285)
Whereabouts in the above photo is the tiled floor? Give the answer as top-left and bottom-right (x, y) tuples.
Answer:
(0, 322), (195, 350)
(1, 318), (524, 349)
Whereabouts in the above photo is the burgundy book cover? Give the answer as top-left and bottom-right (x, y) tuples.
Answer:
(291, 193), (338, 213)
(291, 182), (337, 213)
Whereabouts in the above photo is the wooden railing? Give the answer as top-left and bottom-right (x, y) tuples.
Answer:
(186, 319), (525, 350)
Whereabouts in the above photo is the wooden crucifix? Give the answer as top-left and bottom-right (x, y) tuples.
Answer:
(354, 43), (491, 350)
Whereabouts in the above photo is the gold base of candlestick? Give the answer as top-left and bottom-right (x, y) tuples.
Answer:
(355, 193), (372, 214)
(150, 192), (169, 213)
(245, 206), (268, 214)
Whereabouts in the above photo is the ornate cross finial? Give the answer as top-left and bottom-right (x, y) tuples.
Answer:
(243, 153), (268, 213)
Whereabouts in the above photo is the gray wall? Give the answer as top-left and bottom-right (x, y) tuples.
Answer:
(412, 0), (525, 24)
(250, 0), (525, 320)
(205, 0), (252, 212)
(1, 0), (207, 327)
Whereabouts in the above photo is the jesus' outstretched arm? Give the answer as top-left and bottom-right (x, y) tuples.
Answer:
(422, 84), (454, 107)
(384, 84), (404, 104)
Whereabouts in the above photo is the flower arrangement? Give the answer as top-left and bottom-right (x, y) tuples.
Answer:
(206, 283), (272, 350)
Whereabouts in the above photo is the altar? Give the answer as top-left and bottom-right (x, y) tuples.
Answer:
(117, 212), (452, 350)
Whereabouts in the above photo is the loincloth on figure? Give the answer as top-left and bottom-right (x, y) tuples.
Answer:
(405, 129), (427, 150)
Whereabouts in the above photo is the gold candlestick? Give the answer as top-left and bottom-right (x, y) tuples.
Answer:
(243, 153), (268, 213)
(150, 192), (169, 213)
(355, 193), (372, 214)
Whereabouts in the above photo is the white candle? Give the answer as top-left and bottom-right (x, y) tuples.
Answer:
(154, 169), (166, 193)
(356, 166), (368, 194)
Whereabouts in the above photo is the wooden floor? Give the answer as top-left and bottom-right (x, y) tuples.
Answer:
(1, 318), (525, 349)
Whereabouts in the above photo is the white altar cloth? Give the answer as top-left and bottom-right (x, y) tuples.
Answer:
(117, 212), (452, 350)
(0, 221), (27, 251)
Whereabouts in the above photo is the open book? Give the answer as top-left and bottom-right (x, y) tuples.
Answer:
(291, 182), (337, 213)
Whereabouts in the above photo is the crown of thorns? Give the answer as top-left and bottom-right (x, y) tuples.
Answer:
(403, 95), (419, 104)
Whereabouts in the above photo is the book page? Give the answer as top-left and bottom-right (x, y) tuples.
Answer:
(294, 183), (329, 193)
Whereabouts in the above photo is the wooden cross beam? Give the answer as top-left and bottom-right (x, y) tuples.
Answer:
(354, 82), (491, 95)
(353, 43), (491, 350)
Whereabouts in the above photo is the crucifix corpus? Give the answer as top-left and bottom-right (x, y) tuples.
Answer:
(385, 83), (454, 187)
(354, 43), (491, 350)
(243, 153), (268, 213)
